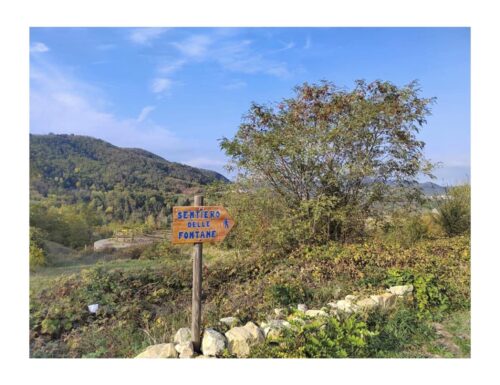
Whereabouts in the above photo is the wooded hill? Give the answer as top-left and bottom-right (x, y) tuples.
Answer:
(29, 134), (229, 239)
(30, 134), (228, 197)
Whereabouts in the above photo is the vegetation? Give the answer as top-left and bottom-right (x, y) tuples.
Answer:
(30, 134), (228, 249)
(221, 80), (435, 243)
(30, 134), (227, 197)
(250, 314), (375, 358)
(29, 80), (470, 359)
(436, 184), (471, 236)
(30, 227), (47, 270)
(30, 235), (469, 358)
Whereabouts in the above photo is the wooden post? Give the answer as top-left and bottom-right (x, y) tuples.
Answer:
(191, 195), (203, 352)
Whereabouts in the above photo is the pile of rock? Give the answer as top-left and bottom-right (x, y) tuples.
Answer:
(135, 284), (413, 359)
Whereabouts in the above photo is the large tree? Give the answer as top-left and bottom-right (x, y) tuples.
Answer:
(221, 80), (435, 242)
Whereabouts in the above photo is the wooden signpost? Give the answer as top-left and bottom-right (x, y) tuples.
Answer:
(171, 196), (234, 352)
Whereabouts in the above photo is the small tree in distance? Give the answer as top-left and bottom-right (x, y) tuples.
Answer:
(221, 80), (436, 243)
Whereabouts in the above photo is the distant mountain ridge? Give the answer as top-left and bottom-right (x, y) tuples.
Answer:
(418, 182), (447, 196)
(30, 134), (229, 197)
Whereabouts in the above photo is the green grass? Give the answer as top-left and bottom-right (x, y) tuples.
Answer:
(446, 311), (471, 356)
(385, 310), (470, 358)
(429, 310), (470, 357)
(30, 257), (171, 292)
(29, 241), (237, 294)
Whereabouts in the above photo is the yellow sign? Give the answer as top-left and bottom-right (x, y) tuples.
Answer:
(171, 206), (234, 244)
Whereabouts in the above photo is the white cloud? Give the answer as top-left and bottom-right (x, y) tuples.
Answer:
(304, 36), (312, 49)
(137, 106), (155, 122)
(223, 80), (247, 90)
(172, 35), (213, 58)
(154, 33), (292, 85)
(129, 28), (169, 45)
(214, 40), (290, 78)
(150, 78), (172, 94)
(30, 42), (49, 53)
(30, 59), (183, 159)
(158, 59), (186, 74)
(271, 41), (295, 53)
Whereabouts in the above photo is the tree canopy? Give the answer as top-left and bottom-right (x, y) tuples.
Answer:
(221, 80), (436, 242)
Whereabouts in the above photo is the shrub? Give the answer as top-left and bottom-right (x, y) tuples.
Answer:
(139, 240), (185, 260)
(113, 245), (148, 260)
(401, 216), (429, 245)
(264, 283), (312, 307)
(385, 268), (449, 319)
(30, 227), (47, 270)
(206, 181), (299, 255)
(379, 212), (430, 247)
(436, 184), (470, 236)
(420, 212), (445, 238)
(250, 315), (375, 358)
(30, 203), (95, 249)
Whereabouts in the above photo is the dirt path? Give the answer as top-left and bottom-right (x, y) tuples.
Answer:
(432, 322), (463, 357)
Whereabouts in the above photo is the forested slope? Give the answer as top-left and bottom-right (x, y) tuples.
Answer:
(29, 134), (229, 247)
(30, 134), (228, 197)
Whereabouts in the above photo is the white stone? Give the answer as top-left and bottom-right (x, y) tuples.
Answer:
(225, 327), (253, 357)
(135, 343), (178, 358)
(336, 300), (359, 314)
(174, 327), (192, 345)
(201, 328), (227, 357)
(225, 322), (264, 357)
(305, 309), (329, 318)
(274, 308), (286, 318)
(388, 285), (414, 296)
(327, 302), (338, 309)
(220, 317), (239, 327)
(244, 322), (265, 341)
(297, 304), (308, 312)
(356, 297), (378, 311)
(176, 341), (194, 358)
(345, 295), (358, 302)
(261, 320), (291, 339)
(370, 293), (397, 309)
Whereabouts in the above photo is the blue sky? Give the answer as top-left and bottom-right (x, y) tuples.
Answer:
(30, 27), (470, 185)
